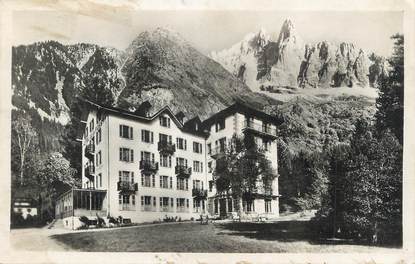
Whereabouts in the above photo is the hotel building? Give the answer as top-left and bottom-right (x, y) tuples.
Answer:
(55, 100), (280, 229)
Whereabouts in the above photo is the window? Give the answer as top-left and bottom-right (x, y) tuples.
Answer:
(193, 180), (202, 190)
(119, 148), (134, 162)
(262, 122), (269, 133)
(142, 196), (151, 206)
(265, 200), (272, 213)
(208, 162), (212, 173)
(96, 128), (102, 144)
(90, 119), (95, 132)
(193, 161), (203, 173)
(177, 198), (185, 207)
(160, 176), (170, 189)
(215, 119), (225, 132)
(176, 157), (188, 167)
(177, 178), (188, 190)
(119, 194), (135, 210)
(119, 171), (134, 182)
(141, 151), (155, 162)
(119, 125), (133, 139)
(159, 133), (172, 143)
(193, 142), (203, 154)
(207, 143), (211, 154)
(160, 154), (172, 167)
(176, 138), (187, 150)
(160, 197), (169, 207)
(96, 151), (102, 166)
(141, 130), (154, 143)
(141, 174), (153, 187)
(209, 181), (213, 192)
(218, 137), (226, 152)
(263, 140), (271, 151)
(159, 116), (171, 127)
(98, 173), (102, 187)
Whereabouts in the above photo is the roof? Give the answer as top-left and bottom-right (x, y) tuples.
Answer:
(201, 101), (282, 128)
(82, 99), (209, 138)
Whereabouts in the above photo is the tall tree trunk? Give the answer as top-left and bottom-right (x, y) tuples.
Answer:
(20, 152), (25, 185)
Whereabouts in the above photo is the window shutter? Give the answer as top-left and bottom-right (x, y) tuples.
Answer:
(201, 162), (203, 172)
(141, 174), (144, 186)
(169, 135), (172, 143)
(130, 127), (133, 139)
(159, 176), (162, 187)
(185, 179), (188, 190)
(131, 172), (134, 183)
(160, 197), (162, 206)
(151, 132), (154, 143)
(169, 156), (171, 167)
(119, 125), (122, 137)
(130, 150), (134, 162)
(202, 181), (204, 190)
(119, 171), (122, 182)
(170, 177), (172, 189)
(168, 118), (170, 128)
(119, 148), (122, 161)
(153, 197), (156, 207)
(184, 140), (187, 150)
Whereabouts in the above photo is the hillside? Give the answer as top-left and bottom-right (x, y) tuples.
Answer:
(117, 28), (279, 120)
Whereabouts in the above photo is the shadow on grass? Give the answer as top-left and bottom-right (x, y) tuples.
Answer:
(215, 220), (402, 249)
(215, 220), (314, 243)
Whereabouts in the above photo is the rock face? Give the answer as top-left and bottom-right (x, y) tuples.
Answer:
(118, 28), (277, 120)
(211, 19), (376, 91)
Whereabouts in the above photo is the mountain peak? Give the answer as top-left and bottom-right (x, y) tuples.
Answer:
(277, 18), (299, 44)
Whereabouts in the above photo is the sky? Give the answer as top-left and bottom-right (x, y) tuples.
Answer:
(12, 10), (403, 56)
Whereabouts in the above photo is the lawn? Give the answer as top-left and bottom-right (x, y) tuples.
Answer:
(50, 220), (401, 253)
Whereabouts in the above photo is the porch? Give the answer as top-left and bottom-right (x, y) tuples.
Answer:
(55, 189), (107, 219)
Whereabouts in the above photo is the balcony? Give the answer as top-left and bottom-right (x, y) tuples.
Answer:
(175, 165), (192, 178)
(158, 141), (176, 155)
(210, 146), (226, 159)
(139, 160), (159, 174)
(84, 164), (95, 179)
(242, 121), (277, 139)
(192, 188), (208, 200)
(117, 181), (138, 192)
(84, 144), (95, 161)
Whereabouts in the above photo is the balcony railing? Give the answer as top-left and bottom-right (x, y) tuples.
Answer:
(175, 165), (192, 178)
(158, 141), (176, 155)
(139, 160), (159, 173)
(141, 205), (156, 212)
(84, 144), (95, 160)
(117, 181), (138, 192)
(243, 121), (277, 139)
(192, 188), (208, 199)
(210, 146), (226, 159)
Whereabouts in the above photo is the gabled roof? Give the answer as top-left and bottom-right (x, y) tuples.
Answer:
(82, 99), (209, 138)
(201, 101), (282, 128)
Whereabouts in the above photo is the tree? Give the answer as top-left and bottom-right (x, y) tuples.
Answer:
(375, 34), (404, 143)
(37, 152), (78, 195)
(213, 134), (278, 218)
(11, 112), (38, 185)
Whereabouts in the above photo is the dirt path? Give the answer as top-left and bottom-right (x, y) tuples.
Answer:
(10, 227), (73, 251)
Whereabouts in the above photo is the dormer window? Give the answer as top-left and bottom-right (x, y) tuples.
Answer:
(159, 116), (171, 128)
(215, 119), (225, 132)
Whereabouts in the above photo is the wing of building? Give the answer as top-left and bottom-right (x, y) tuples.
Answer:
(55, 100), (281, 229)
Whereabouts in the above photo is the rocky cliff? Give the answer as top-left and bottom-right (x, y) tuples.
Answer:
(211, 19), (383, 91)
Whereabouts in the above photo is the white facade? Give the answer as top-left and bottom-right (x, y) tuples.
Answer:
(72, 101), (280, 224)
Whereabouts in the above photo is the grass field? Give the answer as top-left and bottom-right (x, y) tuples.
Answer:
(50, 220), (400, 253)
